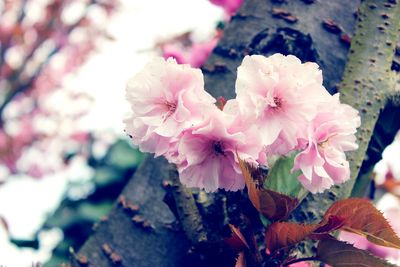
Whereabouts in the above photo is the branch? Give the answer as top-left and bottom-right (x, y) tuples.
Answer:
(0, 1), (98, 124)
(166, 166), (208, 244)
(338, 0), (400, 198)
(288, 0), (400, 257)
(76, 0), (398, 265)
(72, 157), (191, 267)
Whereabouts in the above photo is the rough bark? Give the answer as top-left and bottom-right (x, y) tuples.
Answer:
(74, 0), (400, 266)
(288, 0), (400, 257)
(339, 0), (400, 198)
(72, 157), (191, 267)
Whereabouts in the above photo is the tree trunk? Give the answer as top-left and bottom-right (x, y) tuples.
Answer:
(73, 0), (400, 266)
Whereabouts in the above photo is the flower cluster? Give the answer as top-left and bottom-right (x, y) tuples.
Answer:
(125, 54), (360, 193)
(0, 0), (118, 180)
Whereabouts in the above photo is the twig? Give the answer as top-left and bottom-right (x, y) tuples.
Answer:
(167, 165), (208, 244)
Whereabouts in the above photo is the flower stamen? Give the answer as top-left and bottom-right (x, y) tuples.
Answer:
(272, 96), (282, 109)
(212, 141), (225, 156)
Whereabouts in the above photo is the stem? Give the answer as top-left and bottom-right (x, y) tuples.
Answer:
(283, 257), (322, 266)
(0, 46), (60, 126)
(167, 165), (208, 244)
(0, 1), (95, 125)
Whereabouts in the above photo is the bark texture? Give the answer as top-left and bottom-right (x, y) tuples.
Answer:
(73, 0), (400, 266)
(339, 0), (400, 197)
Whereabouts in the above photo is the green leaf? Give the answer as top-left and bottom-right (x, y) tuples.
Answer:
(259, 215), (272, 228)
(264, 153), (308, 200)
(104, 139), (144, 171)
(93, 166), (122, 187)
(77, 201), (113, 221)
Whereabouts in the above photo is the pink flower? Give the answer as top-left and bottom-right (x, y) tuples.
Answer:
(124, 116), (172, 157)
(124, 54), (361, 193)
(292, 94), (360, 193)
(189, 38), (219, 67)
(235, 54), (331, 156)
(176, 107), (262, 192)
(162, 35), (219, 68)
(162, 43), (187, 65)
(209, 0), (243, 16)
(124, 57), (216, 156)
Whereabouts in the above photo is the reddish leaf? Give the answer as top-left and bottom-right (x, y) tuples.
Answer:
(224, 224), (249, 252)
(317, 239), (397, 267)
(265, 198), (400, 255)
(235, 251), (246, 267)
(265, 222), (317, 253)
(311, 215), (345, 239)
(324, 198), (400, 249)
(238, 157), (298, 221)
(265, 215), (346, 253)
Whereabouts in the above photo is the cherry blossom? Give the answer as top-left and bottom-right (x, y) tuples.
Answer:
(162, 34), (220, 68)
(124, 57), (216, 156)
(292, 94), (360, 193)
(125, 54), (360, 193)
(209, 0), (244, 16)
(176, 107), (262, 192)
(235, 54), (331, 156)
(0, 0), (118, 179)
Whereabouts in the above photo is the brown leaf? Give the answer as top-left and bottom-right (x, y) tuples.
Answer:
(265, 215), (346, 253)
(324, 198), (400, 249)
(265, 222), (317, 253)
(238, 157), (298, 221)
(235, 251), (246, 267)
(311, 215), (345, 239)
(224, 224), (249, 252)
(317, 239), (397, 267)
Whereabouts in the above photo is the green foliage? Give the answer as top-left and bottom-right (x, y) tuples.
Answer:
(236, 153), (400, 266)
(238, 156), (299, 222)
(42, 138), (143, 266)
(103, 139), (144, 171)
(264, 153), (307, 200)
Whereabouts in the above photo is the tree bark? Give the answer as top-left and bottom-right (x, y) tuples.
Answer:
(73, 0), (400, 266)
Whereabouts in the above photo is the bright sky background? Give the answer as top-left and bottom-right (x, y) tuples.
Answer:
(0, 0), (223, 265)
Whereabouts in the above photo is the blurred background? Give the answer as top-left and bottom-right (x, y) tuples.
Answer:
(0, 0), (399, 266)
(0, 0), (228, 265)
